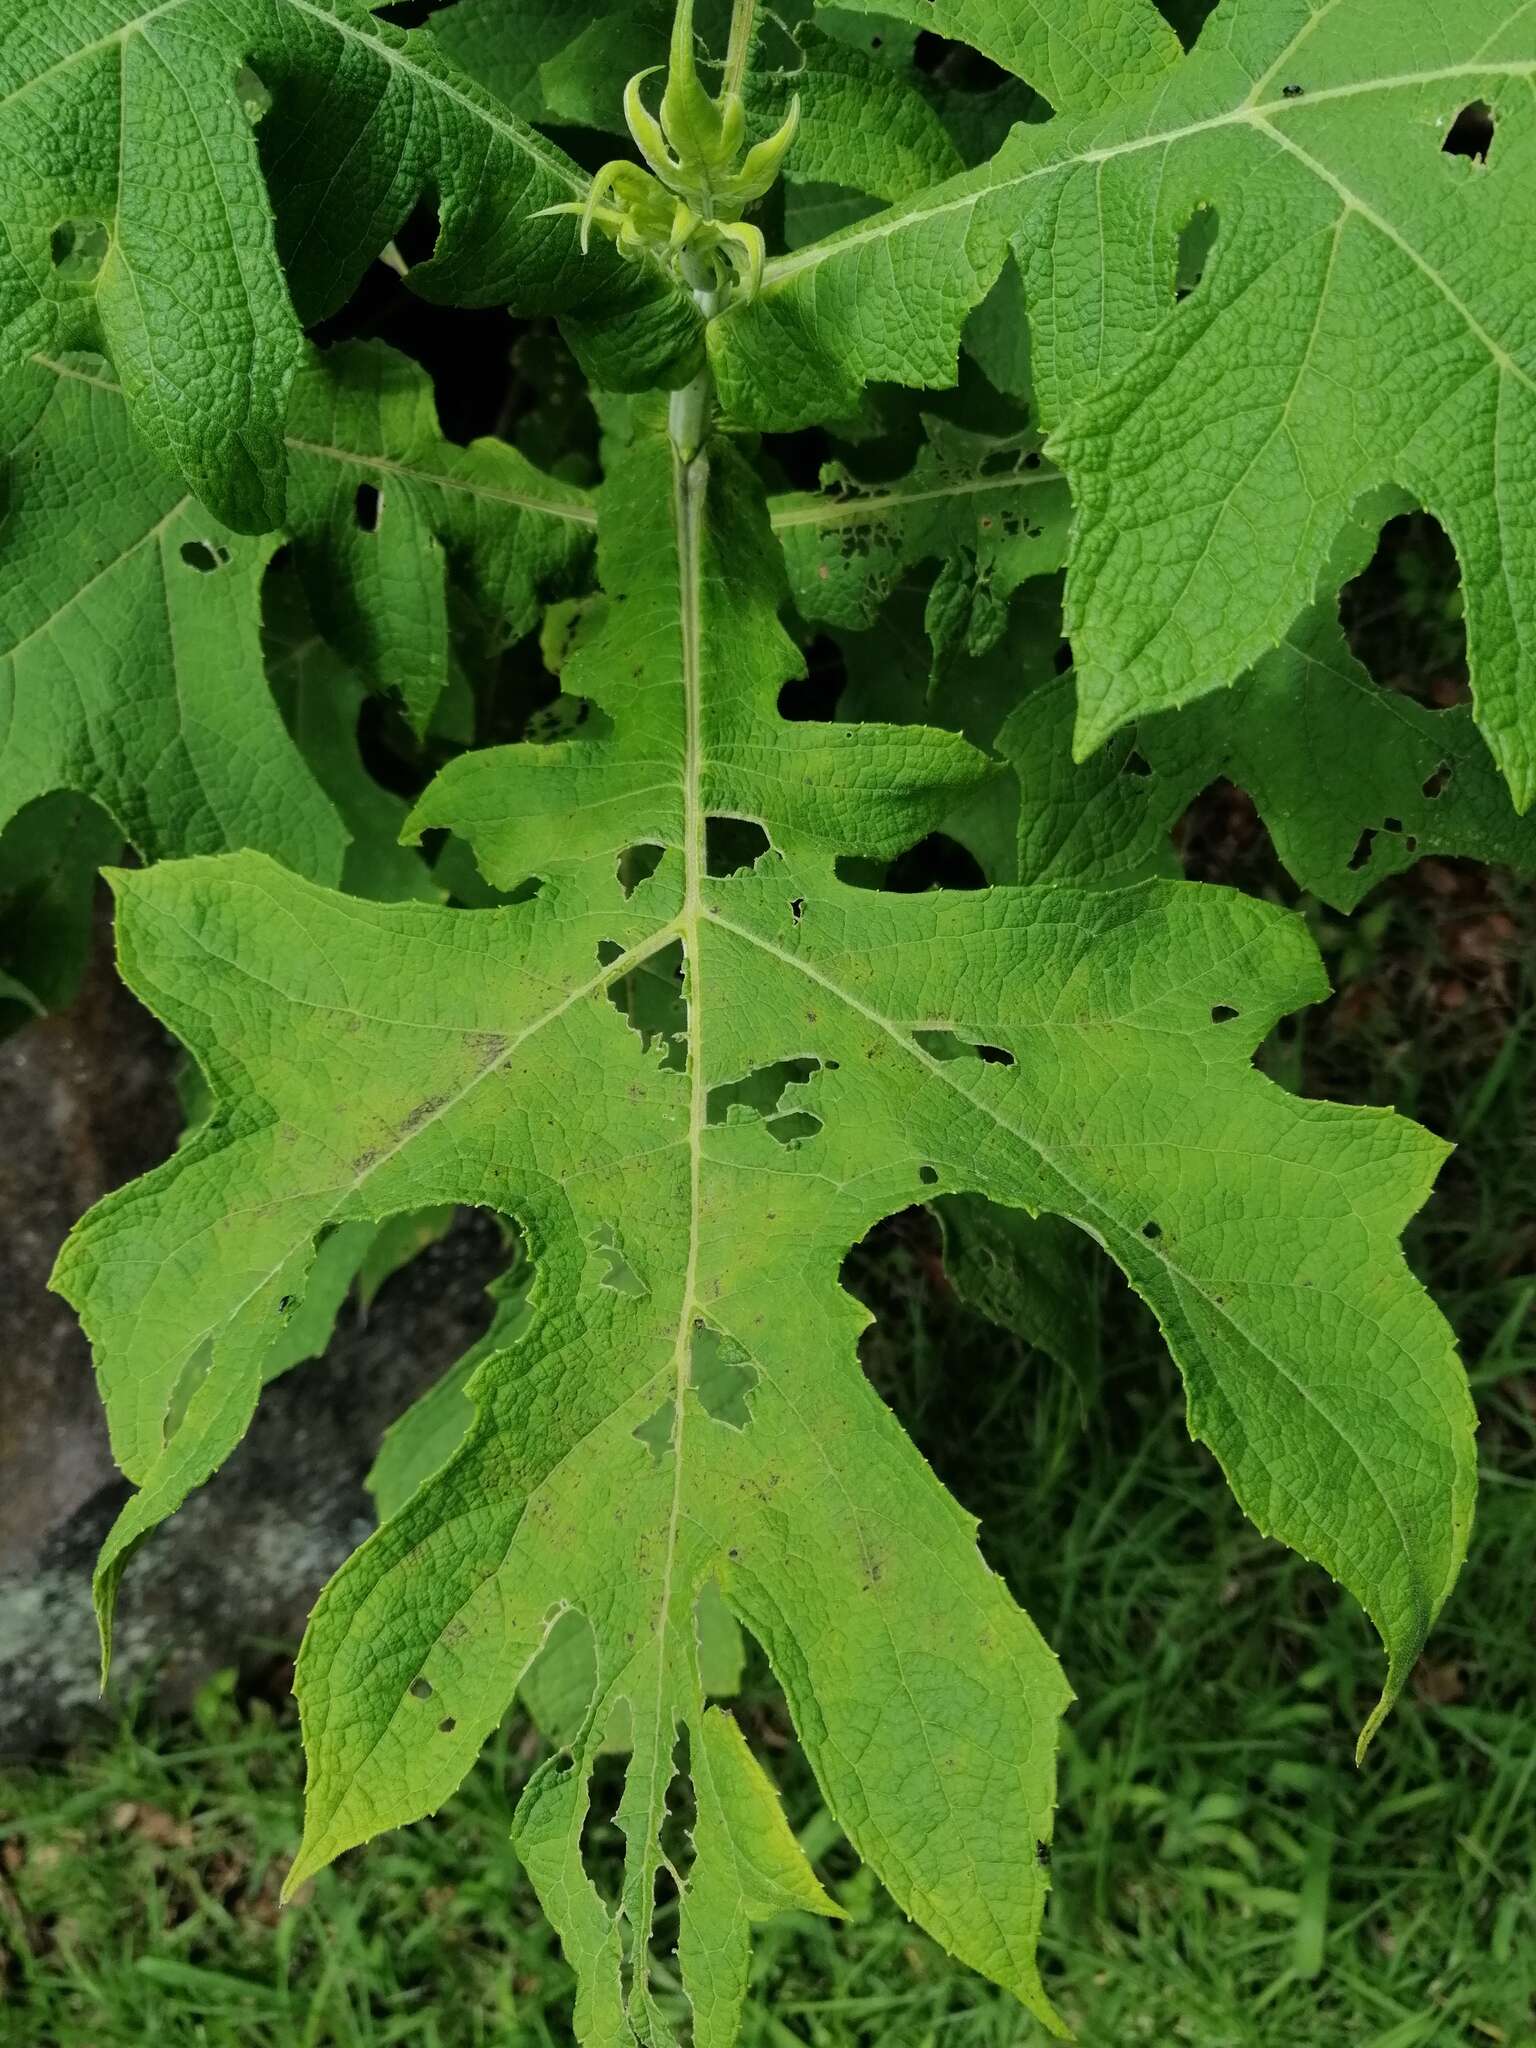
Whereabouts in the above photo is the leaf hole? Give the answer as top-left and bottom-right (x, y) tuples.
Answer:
(599, 937), (686, 1069)
(1422, 762), (1453, 799)
(588, 1223), (648, 1300)
(766, 1109), (823, 1146)
(1347, 827), (1376, 872)
(838, 833), (987, 893)
(354, 483), (382, 532)
(437, 1717), (457, 1734)
(705, 817), (772, 877)
(1341, 512), (1467, 707)
(1442, 101), (1495, 164)
(1053, 641), (1074, 675)
(633, 1395), (675, 1463)
(1210, 1004), (1240, 1024)
(913, 1029), (1015, 1067)
(707, 1057), (822, 1129)
(233, 62), (272, 124)
(1141, 1220), (1162, 1241)
(179, 540), (229, 574)
(1121, 747), (1152, 777)
(49, 217), (108, 283)
(409, 1676), (434, 1701)
(692, 1323), (759, 1429)
(918, 1165), (939, 1186)
(790, 897), (805, 924)
(778, 636), (846, 722)
(617, 843), (664, 896)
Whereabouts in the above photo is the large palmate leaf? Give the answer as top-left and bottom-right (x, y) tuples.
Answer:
(2, 346), (589, 864)
(0, 0), (696, 529)
(717, 0), (1536, 800)
(57, 407), (1473, 2042)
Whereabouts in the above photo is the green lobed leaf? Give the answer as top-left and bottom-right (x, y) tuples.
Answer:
(2, 346), (591, 869)
(0, 358), (347, 880)
(719, 1), (1536, 805)
(281, 341), (596, 733)
(993, 489), (1536, 906)
(57, 407), (1475, 2040)
(0, 0), (698, 529)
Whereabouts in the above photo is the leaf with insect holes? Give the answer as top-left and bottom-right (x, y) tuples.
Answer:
(717, 1), (1536, 806)
(3, 347), (591, 866)
(0, 0), (697, 530)
(56, 406), (1473, 2045)
(0, 357), (346, 880)
(772, 417), (1070, 661)
(981, 498), (1536, 905)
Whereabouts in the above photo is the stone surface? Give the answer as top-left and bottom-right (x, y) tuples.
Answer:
(0, 917), (501, 1755)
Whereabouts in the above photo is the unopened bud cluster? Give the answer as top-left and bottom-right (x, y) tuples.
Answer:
(541, 0), (797, 306)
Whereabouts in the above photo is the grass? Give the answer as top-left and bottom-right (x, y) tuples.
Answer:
(3, 530), (1534, 2047)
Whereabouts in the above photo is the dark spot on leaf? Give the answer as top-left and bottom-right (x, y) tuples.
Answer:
(402, 1093), (449, 1132)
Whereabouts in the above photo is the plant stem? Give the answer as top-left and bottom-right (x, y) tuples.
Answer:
(668, 359), (715, 463)
(723, 0), (758, 99)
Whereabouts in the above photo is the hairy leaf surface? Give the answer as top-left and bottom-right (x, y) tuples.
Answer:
(3, 348), (589, 863)
(718, 0), (1536, 799)
(0, 0), (696, 528)
(57, 409), (1474, 2039)
(0, 358), (345, 878)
